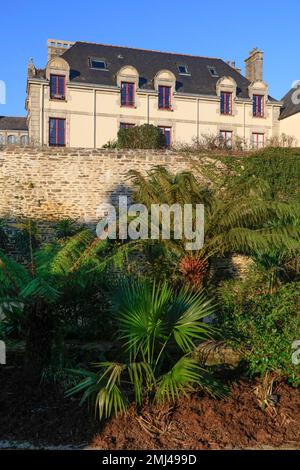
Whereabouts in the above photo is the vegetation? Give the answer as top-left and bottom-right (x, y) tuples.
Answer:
(67, 280), (223, 420)
(0, 147), (299, 423)
(117, 124), (166, 149)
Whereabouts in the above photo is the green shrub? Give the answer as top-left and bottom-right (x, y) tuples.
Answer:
(67, 280), (224, 420)
(117, 124), (165, 149)
(217, 280), (300, 386)
(53, 218), (84, 240)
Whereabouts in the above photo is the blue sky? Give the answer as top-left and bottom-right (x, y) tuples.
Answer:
(1, 0), (300, 116)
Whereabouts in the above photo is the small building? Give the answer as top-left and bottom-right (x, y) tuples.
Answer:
(0, 116), (29, 146)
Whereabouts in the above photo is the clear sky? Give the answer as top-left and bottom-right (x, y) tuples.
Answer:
(1, 0), (300, 117)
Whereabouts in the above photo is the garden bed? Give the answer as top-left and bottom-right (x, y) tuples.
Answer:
(1, 365), (299, 450)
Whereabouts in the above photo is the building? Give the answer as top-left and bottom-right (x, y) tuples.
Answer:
(0, 116), (28, 146)
(25, 40), (288, 149)
(279, 84), (300, 146)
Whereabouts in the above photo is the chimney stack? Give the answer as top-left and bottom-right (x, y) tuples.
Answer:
(47, 39), (74, 62)
(245, 47), (263, 82)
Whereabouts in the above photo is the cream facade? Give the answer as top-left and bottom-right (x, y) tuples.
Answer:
(26, 40), (289, 149)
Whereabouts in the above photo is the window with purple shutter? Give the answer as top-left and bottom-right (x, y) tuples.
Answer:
(159, 126), (172, 146)
(220, 92), (232, 115)
(253, 95), (264, 117)
(121, 82), (135, 107)
(158, 86), (171, 109)
(50, 75), (66, 100)
(49, 118), (65, 146)
(120, 123), (135, 129)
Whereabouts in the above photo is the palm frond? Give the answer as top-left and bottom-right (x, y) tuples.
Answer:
(155, 356), (203, 403)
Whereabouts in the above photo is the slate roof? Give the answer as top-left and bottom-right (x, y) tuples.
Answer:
(0, 116), (28, 131)
(279, 85), (300, 120)
(49, 41), (277, 102)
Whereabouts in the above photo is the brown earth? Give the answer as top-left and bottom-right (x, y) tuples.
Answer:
(0, 365), (299, 450)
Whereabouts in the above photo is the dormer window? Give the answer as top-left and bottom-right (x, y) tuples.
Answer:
(208, 66), (219, 78)
(50, 74), (66, 100)
(121, 82), (135, 107)
(220, 91), (232, 115)
(178, 64), (190, 75)
(158, 85), (171, 110)
(89, 58), (108, 70)
(253, 94), (264, 117)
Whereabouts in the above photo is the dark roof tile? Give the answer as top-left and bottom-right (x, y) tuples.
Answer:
(60, 42), (278, 101)
(280, 86), (300, 120)
(0, 116), (28, 131)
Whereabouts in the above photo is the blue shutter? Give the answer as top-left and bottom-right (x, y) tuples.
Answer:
(226, 93), (230, 113)
(49, 118), (57, 145)
(165, 128), (171, 146)
(258, 96), (262, 115)
(57, 119), (65, 145)
(221, 93), (224, 113)
(165, 87), (170, 109)
(50, 76), (56, 98)
(121, 82), (126, 106)
(253, 96), (257, 115)
(158, 86), (164, 108)
(128, 83), (134, 106)
(58, 76), (65, 97)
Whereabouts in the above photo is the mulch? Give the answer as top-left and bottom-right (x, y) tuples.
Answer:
(0, 365), (299, 449)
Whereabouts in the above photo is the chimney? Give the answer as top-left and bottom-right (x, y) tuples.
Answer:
(245, 47), (263, 82)
(27, 58), (36, 78)
(47, 39), (74, 61)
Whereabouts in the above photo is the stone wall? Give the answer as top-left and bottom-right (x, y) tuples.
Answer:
(0, 146), (252, 278)
(0, 146), (197, 236)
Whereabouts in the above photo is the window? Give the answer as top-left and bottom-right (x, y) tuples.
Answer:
(252, 133), (264, 149)
(178, 64), (190, 75)
(158, 86), (171, 110)
(120, 123), (135, 129)
(50, 74), (66, 100)
(220, 130), (233, 148)
(253, 95), (264, 117)
(89, 58), (108, 70)
(208, 66), (219, 77)
(159, 126), (172, 146)
(20, 135), (29, 146)
(220, 92), (232, 115)
(49, 118), (65, 146)
(7, 135), (16, 145)
(121, 82), (135, 107)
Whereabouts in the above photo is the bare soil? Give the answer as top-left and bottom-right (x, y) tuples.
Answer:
(0, 365), (299, 450)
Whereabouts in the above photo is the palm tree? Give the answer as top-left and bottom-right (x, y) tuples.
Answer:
(0, 229), (131, 382)
(67, 279), (221, 420)
(128, 166), (300, 287)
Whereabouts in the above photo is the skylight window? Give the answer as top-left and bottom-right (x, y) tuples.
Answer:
(89, 58), (108, 70)
(178, 64), (190, 75)
(207, 66), (219, 78)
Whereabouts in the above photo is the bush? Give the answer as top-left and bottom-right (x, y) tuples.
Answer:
(117, 124), (165, 149)
(217, 280), (300, 386)
(67, 280), (223, 420)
